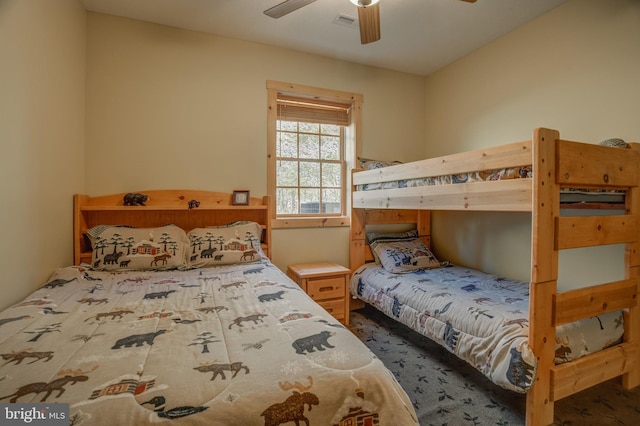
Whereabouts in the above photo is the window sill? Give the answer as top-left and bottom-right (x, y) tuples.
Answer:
(272, 216), (350, 229)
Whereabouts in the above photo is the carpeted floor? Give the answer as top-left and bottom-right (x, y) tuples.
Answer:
(349, 305), (640, 426)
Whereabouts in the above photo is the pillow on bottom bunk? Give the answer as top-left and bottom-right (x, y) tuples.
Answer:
(371, 238), (442, 273)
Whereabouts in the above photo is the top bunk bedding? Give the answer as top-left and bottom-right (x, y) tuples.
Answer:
(355, 164), (625, 205)
(353, 131), (637, 211)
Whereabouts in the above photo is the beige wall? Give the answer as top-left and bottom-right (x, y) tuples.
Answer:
(424, 0), (640, 288)
(0, 0), (86, 310)
(85, 12), (426, 272)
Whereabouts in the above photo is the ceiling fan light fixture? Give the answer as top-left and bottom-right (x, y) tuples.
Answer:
(349, 0), (380, 6)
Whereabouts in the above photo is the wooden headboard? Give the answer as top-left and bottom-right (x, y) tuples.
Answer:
(74, 190), (271, 266)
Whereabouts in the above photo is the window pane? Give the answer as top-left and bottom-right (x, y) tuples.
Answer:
(299, 134), (319, 159)
(276, 188), (298, 214)
(272, 86), (352, 220)
(278, 120), (297, 131)
(322, 189), (341, 213)
(299, 122), (319, 133)
(300, 188), (320, 214)
(277, 160), (298, 186)
(321, 124), (340, 135)
(322, 163), (341, 187)
(277, 132), (298, 158)
(300, 161), (320, 187)
(321, 136), (340, 160)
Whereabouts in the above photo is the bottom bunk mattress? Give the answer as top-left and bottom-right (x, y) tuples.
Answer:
(351, 263), (624, 393)
(0, 261), (417, 425)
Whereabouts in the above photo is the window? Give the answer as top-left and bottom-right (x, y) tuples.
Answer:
(267, 81), (363, 228)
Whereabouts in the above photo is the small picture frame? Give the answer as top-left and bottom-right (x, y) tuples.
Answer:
(232, 190), (250, 205)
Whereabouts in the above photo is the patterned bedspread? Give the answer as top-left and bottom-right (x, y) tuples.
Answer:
(355, 165), (625, 204)
(351, 264), (624, 394)
(0, 261), (417, 425)
(356, 165), (531, 191)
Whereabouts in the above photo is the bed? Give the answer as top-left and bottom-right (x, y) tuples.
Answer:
(349, 128), (640, 426)
(0, 190), (418, 425)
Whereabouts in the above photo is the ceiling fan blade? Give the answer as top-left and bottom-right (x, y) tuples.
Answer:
(357, 2), (380, 44)
(264, 0), (317, 19)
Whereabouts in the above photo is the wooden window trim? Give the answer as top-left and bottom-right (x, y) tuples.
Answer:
(267, 81), (363, 229)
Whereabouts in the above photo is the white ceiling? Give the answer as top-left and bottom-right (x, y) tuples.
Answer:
(81, 0), (566, 76)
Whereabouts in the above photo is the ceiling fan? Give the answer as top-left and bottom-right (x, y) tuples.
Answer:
(264, 0), (477, 45)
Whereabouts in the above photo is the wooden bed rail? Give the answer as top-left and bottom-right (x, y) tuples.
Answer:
(353, 140), (532, 186)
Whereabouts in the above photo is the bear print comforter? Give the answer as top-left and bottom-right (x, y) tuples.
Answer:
(0, 261), (417, 425)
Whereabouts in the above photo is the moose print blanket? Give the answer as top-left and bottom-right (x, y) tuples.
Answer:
(0, 261), (418, 425)
(351, 263), (625, 393)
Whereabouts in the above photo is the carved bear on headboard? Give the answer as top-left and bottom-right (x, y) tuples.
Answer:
(123, 193), (148, 206)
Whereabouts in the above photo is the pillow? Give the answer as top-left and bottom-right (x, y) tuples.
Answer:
(371, 238), (442, 273)
(90, 225), (189, 271)
(366, 229), (419, 245)
(187, 221), (265, 267)
(358, 157), (403, 170)
(599, 138), (628, 148)
(367, 229), (419, 263)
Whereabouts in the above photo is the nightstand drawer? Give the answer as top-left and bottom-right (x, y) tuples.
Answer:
(317, 299), (345, 320)
(286, 262), (351, 325)
(306, 277), (345, 300)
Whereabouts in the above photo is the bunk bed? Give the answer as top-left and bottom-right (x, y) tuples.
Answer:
(0, 190), (418, 426)
(349, 128), (640, 426)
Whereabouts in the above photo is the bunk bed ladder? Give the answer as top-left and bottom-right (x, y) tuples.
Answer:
(528, 128), (640, 425)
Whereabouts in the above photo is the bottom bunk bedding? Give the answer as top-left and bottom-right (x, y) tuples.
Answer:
(0, 261), (417, 425)
(350, 263), (624, 393)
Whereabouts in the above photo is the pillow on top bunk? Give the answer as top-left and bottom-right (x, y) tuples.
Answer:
(187, 221), (266, 267)
(358, 157), (403, 170)
(368, 230), (442, 273)
(599, 138), (628, 148)
(90, 224), (189, 271)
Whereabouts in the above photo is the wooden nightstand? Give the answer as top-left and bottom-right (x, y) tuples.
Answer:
(287, 262), (351, 325)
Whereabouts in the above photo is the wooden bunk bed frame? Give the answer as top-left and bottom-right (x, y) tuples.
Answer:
(74, 189), (272, 266)
(350, 128), (640, 426)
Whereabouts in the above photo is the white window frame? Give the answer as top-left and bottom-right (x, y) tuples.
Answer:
(267, 81), (363, 229)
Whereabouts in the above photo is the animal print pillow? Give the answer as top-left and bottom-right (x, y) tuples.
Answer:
(366, 229), (420, 263)
(187, 221), (266, 267)
(371, 238), (442, 273)
(358, 156), (403, 170)
(90, 225), (189, 271)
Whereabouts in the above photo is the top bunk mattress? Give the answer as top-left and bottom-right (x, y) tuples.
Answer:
(355, 164), (625, 205)
(350, 263), (624, 394)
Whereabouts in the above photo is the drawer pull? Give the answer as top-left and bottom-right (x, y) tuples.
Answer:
(319, 286), (334, 292)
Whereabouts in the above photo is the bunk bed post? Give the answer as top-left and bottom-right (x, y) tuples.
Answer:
(527, 128), (560, 426)
(350, 207), (366, 271)
(623, 143), (640, 389)
(350, 207), (367, 311)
